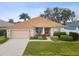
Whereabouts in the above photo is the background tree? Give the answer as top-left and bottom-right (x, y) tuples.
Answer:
(40, 7), (76, 25)
(8, 19), (14, 23)
(19, 13), (31, 21)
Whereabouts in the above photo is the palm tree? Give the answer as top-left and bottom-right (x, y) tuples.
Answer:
(19, 13), (30, 21)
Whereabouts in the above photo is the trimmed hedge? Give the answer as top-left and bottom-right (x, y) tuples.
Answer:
(50, 36), (59, 39)
(60, 35), (73, 41)
(30, 35), (46, 40)
(53, 32), (66, 38)
(69, 32), (79, 41)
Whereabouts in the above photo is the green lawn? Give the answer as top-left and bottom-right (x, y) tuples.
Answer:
(23, 41), (79, 56)
(0, 36), (7, 44)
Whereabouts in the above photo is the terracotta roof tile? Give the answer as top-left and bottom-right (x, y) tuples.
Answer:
(10, 17), (64, 29)
(0, 20), (14, 28)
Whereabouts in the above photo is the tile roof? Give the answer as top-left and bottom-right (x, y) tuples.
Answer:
(0, 20), (14, 28)
(10, 17), (64, 29)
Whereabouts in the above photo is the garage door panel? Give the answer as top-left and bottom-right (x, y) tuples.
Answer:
(11, 30), (29, 39)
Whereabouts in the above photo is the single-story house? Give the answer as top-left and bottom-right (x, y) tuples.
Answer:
(7, 17), (64, 39)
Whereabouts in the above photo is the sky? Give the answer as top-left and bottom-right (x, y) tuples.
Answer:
(0, 2), (79, 22)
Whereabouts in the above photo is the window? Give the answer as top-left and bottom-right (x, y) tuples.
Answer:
(35, 27), (43, 35)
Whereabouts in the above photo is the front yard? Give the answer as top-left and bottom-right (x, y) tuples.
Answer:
(23, 41), (79, 56)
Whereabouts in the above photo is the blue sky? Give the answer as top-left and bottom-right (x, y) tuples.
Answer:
(0, 2), (79, 22)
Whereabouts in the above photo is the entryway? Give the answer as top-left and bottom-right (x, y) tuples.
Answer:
(45, 28), (51, 36)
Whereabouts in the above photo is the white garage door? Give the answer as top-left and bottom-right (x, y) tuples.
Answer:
(11, 30), (29, 39)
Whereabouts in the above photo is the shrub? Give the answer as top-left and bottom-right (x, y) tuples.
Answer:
(30, 35), (45, 40)
(60, 32), (66, 35)
(38, 36), (43, 40)
(30, 37), (35, 39)
(42, 34), (46, 39)
(34, 35), (38, 39)
(0, 36), (6, 43)
(30, 35), (38, 39)
(60, 35), (73, 41)
(50, 36), (59, 39)
(69, 32), (79, 41)
(0, 30), (6, 36)
(53, 32), (66, 38)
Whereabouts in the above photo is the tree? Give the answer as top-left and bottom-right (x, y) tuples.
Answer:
(19, 13), (31, 21)
(71, 11), (75, 21)
(40, 14), (45, 17)
(40, 7), (76, 25)
(8, 19), (14, 23)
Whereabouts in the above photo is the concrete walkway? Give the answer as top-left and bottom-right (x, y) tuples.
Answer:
(0, 39), (29, 56)
(46, 37), (52, 41)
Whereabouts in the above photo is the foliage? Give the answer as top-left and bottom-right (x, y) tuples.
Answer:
(60, 35), (73, 41)
(30, 35), (46, 40)
(30, 35), (38, 39)
(40, 7), (76, 25)
(53, 32), (66, 38)
(50, 36), (59, 39)
(69, 32), (79, 41)
(19, 13), (30, 21)
(42, 34), (46, 39)
(37, 36), (43, 40)
(0, 30), (6, 36)
(8, 19), (14, 23)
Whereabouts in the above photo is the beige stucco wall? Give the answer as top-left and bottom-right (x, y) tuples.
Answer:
(50, 28), (54, 36)
(29, 28), (35, 37)
(7, 29), (11, 39)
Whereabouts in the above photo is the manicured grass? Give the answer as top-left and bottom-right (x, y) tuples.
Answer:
(0, 36), (7, 44)
(23, 41), (79, 56)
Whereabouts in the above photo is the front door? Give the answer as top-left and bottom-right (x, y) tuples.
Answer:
(45, 28), (50, 36)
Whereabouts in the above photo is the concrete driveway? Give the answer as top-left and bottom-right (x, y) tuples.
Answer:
(0, 39), (29, 56)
